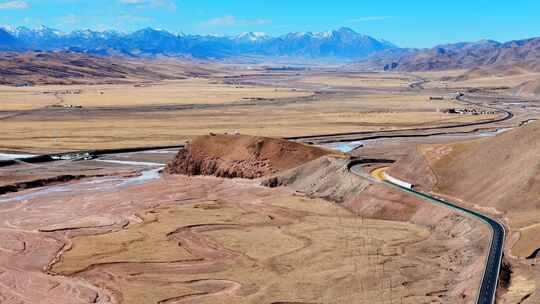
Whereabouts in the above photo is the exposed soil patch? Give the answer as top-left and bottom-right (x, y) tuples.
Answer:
(262, 156), (366, 203)
(389, 120), (540, 258)
(166, 134), (332, 179)
(0, 174), (101, 195)
(386, 120), (540, 303)
(514, 78), (540, 97)
(263, 155), (490, 302)
(0, 146), (490, 304)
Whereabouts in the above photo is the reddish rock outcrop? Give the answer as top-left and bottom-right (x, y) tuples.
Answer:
(166, 134), (331, 179)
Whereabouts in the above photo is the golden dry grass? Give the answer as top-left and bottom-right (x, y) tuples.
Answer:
(408, 122), (540, 259)
(0, 156), (488, 304)
(0, 108), (497, 151)
(52, 208), (199, 275)
(511, 224), (540, 258)
(507, 210), (540, 257)
(411, 68), (540, 89)
(0, 78), (310, 109)
(413, 70), (469, 79)
(52, 195), (431, 304)
(0, 71), (498, 151)
(0, 89), (61, 111)
(425, 72), (540, 89)
(300, 74), (413, 88)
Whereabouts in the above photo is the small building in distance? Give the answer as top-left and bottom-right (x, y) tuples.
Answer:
(445, 108), (497, 115)
(50, 104), (83, 109)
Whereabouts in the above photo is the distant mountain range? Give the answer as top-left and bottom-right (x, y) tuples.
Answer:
(0, 26), (396, 60)
(4, 25), (540, 74)
(357, 37), (540, 72)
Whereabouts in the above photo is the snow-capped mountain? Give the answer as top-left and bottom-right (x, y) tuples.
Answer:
(0, 28), (24, 51)
(235, 32), (270, 43)
(2, 26), (397, 60)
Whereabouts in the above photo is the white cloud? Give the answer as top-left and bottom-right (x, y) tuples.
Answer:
(249, 19), (272, 26)
(120, 14), (153, 22)
(205, 15), (236, 26)
(114, 14), (153, 27)
(57, 14), (80, 25)
(119, 0), (145, 3)
(119, 0), (176, 10)
(202, 15), (272, 27)
(0, 1), (28, 9)
(347, 16), (392, 23)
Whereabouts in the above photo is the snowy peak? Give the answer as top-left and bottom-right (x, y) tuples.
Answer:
(235, 32), (270, 42)
(0, 26), (398, 60)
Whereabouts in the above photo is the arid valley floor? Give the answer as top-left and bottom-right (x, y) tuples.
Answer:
(1, 59), (540, 304)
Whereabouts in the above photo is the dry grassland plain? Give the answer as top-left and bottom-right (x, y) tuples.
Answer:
(0, 170), (484, 304)
(52, 197), (432, 304)
(420, 69), (540, 89)
(299, 73), (414, 88)
(0, 62), (501, 304)
(0, 78), (311, 109)
(0, 70), (497, 152)
(0, 136), (490, 304)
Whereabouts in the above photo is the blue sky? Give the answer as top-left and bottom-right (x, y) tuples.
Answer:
(1, 0), (539, 48)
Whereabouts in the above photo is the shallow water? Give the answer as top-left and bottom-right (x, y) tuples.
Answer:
(96, 159), (165, 166)
(119, 168), (162, 187)
(321, 141), (364, 153)
(0, 153), (36, 161)
(0, 160), (164, 203)
(319, 127), (514, 153)
(477, 127), (513, 137)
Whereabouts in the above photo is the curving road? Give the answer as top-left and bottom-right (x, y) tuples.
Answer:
(286, 93), (513, 144)
(349, 165), (505, 304)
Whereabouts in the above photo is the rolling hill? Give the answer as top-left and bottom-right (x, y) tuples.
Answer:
(358, 37), (540, 72)
(166, 134), (332, 179)
(0, 51), (212, 85)
(389, 120), (540, 257)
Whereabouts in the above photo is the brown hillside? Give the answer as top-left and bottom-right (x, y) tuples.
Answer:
(389, 120), (540, 257)
(514, 78), (540, 97)
(261, 154), (489, 302)
(359, 36), (540, 74)
(432, 124), (539, 212)
(0, 52), (216, 85)
(166, 134), (332, 179)
(392, 120), (540, 213)
(456, 64), (530, 81)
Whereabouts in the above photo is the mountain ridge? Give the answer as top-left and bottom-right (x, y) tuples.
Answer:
(1, 26), (396, 60)
(356, 36), (540, 72)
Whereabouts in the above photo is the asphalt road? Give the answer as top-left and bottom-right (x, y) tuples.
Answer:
(286, 94), (514, 144)
(349, 164), (505, 304)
